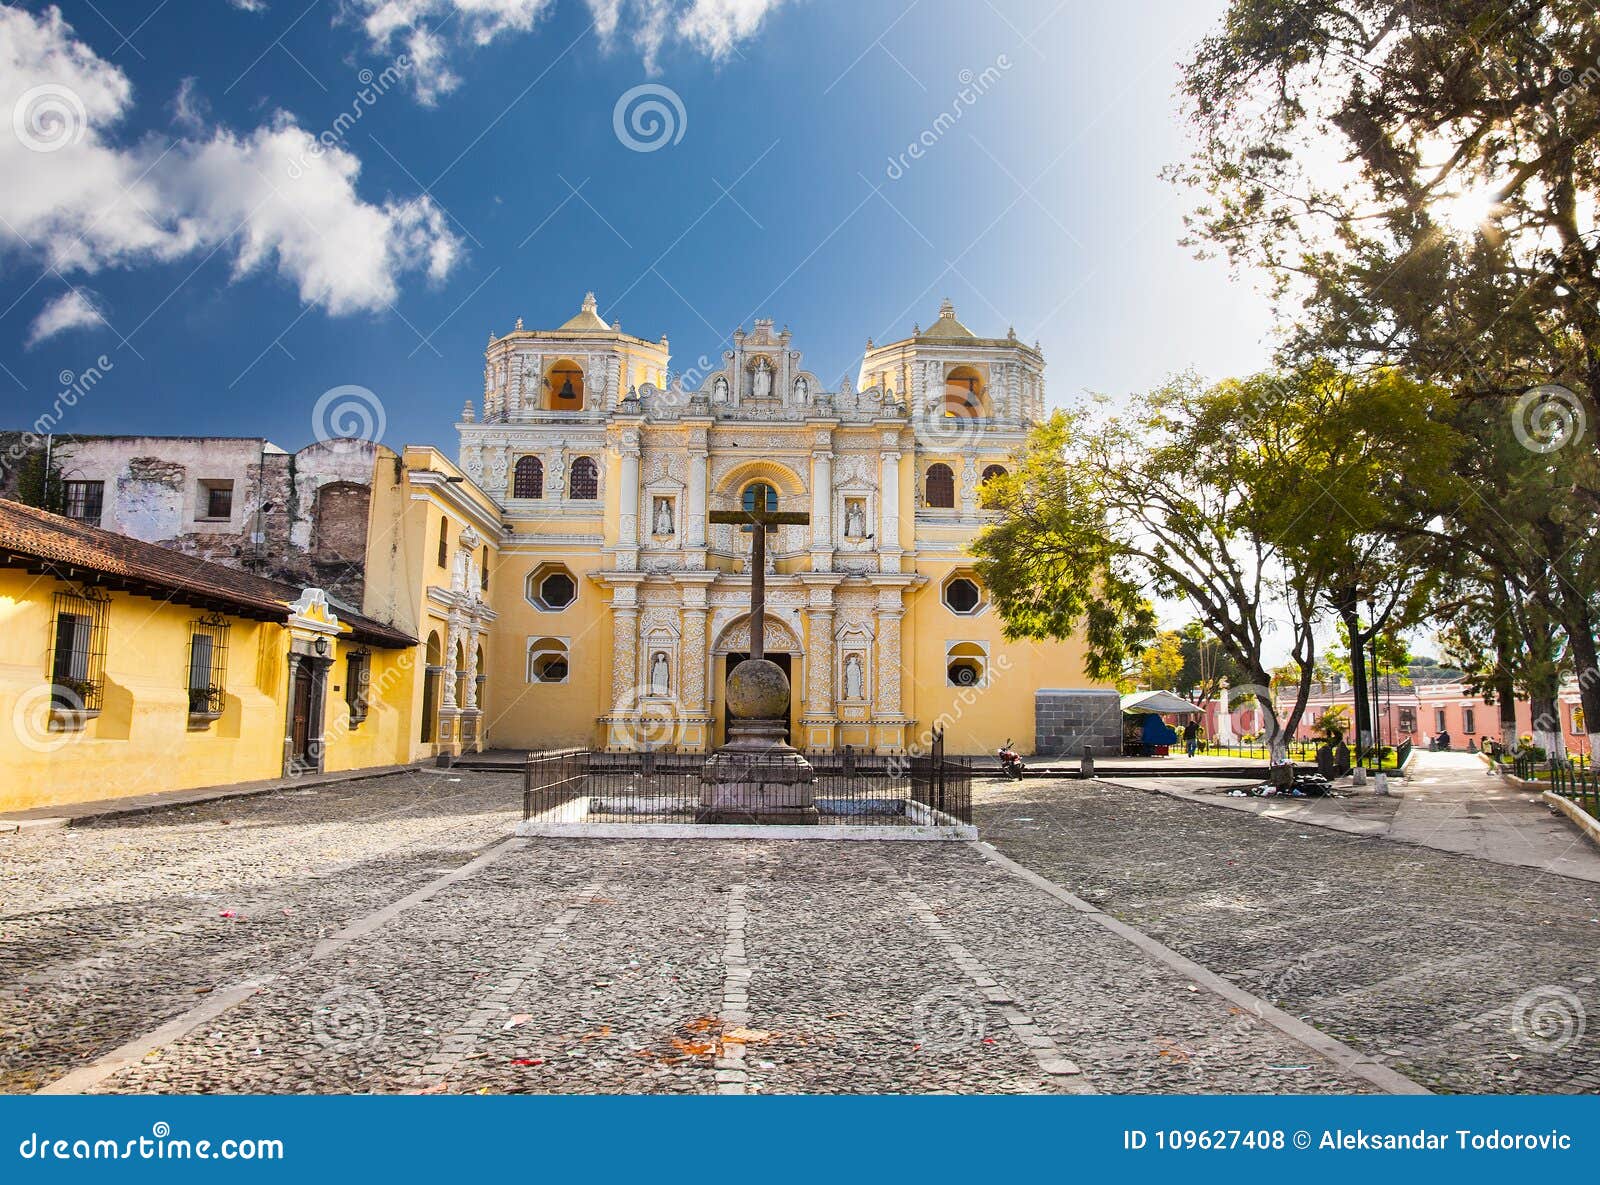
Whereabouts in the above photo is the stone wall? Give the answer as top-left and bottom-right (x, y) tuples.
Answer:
(1033, 689), (1123, 757)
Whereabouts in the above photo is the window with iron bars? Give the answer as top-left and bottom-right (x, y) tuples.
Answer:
(346, 650), (371, 725)
(48, 588), (109, 711)
(187, 614), (230, 716)
(61, 480), (104, 525)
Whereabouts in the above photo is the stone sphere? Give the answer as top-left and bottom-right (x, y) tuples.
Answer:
(726, 658), (790, 719)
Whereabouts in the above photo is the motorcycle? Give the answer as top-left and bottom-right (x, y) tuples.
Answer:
(1429, 732), (1452, 751)
(997, 739), (1026, 780)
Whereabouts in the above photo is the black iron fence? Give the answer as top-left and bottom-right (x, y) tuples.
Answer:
(522, 746), (972, 826)
(1550, 763), (1600, 822)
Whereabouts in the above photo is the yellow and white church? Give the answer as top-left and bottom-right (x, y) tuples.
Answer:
(0, 295), (1114, 814)
(459, 294), (1103, 757)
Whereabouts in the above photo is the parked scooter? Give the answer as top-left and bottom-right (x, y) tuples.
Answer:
(1429, 731), (1452, 751)
(997, 739), (1026, 780)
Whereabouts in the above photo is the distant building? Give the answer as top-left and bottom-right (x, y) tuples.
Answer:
(0, 433), (379, 606)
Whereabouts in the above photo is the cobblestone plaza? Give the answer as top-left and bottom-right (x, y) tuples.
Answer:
(4, 766), (1595, 1095)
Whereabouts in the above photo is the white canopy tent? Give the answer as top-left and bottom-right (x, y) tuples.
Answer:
(1120, 690), (1205, 716)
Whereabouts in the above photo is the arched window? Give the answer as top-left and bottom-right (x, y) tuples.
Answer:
(513, 455), (543, 499)
(978, 465), (1007, 510)
(527, 637), (570, 683)
(924, 463), (955, 509)
(480, 546), (489, 591)
(943, 365), (988, 417)
(742, 482), (777, 514)
(570, 456), (598, 500)
(740, 482), (777, 532)
(543, 360), (585, 411)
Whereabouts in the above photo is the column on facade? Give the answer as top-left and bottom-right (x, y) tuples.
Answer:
(810, 448), (833, 564)
(463, 625), (480, 709)
(960, 456), (978, 518)
(611, 606), (640, 711)
(879, 448), (901, 571)
(685, 444), (708, 550)
(874, 603), (904, 718)
(618, 434), (641, 551)
(442, 620), (462, 709)
(805, 607), (835, 717)
(681, 605), (708, 713)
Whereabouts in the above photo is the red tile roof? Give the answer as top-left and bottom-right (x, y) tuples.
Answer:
(0, 498), (414, 648)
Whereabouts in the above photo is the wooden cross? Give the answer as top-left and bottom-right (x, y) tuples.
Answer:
(708, 504), (810, 661)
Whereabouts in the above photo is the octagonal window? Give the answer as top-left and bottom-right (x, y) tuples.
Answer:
(941, 573), (985, 616)
(527, 563), (577, 612)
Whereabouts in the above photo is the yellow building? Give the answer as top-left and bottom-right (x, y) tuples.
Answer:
(454, 295), (1112, 758)
(0, 498), (416, 814)
(1, 296), (1119, 813)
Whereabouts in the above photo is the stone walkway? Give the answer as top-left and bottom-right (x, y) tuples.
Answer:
(976, 776), (1600, 1093)
(1, 768), (1384, 1096)
(1101, 749), (1600, 882)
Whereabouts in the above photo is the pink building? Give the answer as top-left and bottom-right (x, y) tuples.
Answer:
(1273, 676), (1588, 757)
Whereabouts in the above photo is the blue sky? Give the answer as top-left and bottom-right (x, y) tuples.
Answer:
(1, 0), (1274, 451)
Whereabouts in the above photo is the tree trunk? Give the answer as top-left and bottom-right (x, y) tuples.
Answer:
(1491, 589), (1519, 752)
(1337, 598), (1371, 748)
(1555, 594), (1600, 770)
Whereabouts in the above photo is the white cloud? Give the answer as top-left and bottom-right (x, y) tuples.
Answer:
(589, 0), (784, 71)
(228, 0), (268, 12)
(349, 1), (554, 103)
(26, 289), (101, 346)
(676, 0), (782, 60)
(346, 0), (784, 95)
(0, 6), (461, 323)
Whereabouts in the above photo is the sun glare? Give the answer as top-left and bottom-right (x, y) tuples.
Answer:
(1431, 184), (1502, 238)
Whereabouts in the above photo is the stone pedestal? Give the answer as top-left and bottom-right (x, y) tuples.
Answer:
(698, 658), (818, 824)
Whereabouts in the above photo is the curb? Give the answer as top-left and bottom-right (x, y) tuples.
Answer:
(0, 760), (443, 834)
(1542, 791), (1600, 851)
(971, 841), (1430, 1095)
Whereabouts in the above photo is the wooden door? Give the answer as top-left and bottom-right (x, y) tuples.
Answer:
(291, 663), (313, 762)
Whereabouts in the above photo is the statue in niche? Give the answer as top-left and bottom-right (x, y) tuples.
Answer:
(844, 500), (867, 539)
(653, 497), (674, 536)
(713, 375), (729, 401)
(844, 653), (864, 701)
(752, 358), (773, 400)
(650, 651), (670, 696)
(794, 376), (808, 402)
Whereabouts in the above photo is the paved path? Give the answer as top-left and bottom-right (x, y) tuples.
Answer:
(1101, 750), (1600, 882)
(976, 776), (1600, 1094)
(1, 769), (1386, 1096)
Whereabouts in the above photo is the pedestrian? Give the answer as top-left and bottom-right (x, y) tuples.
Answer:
(1183, 718), (1200, 758)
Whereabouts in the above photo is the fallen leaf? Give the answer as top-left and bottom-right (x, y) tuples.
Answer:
(509, 1058), (544, 1067)
(502, 1015), (532, 1030)
(720, 1027), (772, 1044)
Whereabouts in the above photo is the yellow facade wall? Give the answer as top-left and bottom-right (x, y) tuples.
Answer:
(0, 569), (288, 813)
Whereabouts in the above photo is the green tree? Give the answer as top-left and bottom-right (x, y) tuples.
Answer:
(1172, 0), (1600, 474)
(1128, 630), (1186, 694)
(974, 380), (1333, 758)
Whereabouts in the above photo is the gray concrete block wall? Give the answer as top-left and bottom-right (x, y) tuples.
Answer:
(1034, 689), (1123, 757)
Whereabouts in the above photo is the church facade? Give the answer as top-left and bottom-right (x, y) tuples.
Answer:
(454, 295), (1106, 756)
